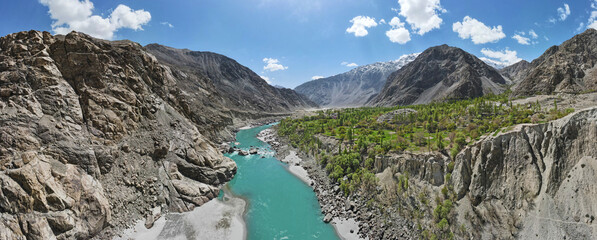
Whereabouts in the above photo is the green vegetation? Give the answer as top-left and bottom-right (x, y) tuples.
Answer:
(278, 93), (573, 197)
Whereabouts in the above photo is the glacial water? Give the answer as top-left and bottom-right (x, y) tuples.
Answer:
(224, 124), (339, 240)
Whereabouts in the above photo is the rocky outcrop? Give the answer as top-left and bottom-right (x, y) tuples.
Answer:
(0, 30), (236, 239)
(451, 107), (597, 239)
(368, 45), (506, 106)
(294, 54), (418, 108)
(375, 152), (448, 186)
(513, 29), (597, 96)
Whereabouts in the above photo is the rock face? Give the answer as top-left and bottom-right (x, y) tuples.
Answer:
(513, 29), (597, 96)
(368, 45), (506, 106)
(145, 44), (317, 118)
(294, 54), (418, 108)
(451, 107), (597, 239)
(0, 30), (238, 239)
(499, 60), (530, 83)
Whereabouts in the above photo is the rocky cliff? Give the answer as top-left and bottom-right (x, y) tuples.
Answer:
(0, 30), (240, 239)
(513, 29), (597, 96)
(451, 107), (597, 239)
(294, 54), (418, 108)
(368, 45), (506, 107)
(369, 106), (597, 239)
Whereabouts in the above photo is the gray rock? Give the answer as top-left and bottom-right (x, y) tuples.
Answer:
(323, 214), (333, 223)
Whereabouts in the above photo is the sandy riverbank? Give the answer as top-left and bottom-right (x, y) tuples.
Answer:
(115, 188), (246, 240)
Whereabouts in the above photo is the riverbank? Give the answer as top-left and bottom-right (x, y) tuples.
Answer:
(114, 187), (246, 240)
(257, 128), (372, 240)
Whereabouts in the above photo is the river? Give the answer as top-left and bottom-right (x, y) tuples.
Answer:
(224, 123), (339, 239)
(117, 124), (339, 240)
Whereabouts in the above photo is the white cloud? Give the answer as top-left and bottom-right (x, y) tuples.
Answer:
(346, 16), (378, 37)
(385, 17), (411, 44)
(589, 2), (597, 30)
(577, 22), (586, 32)
(263, 58), (288, 72)
(557, 4), (571, 21)
(260, 76), (271, 84)
(311, 76), (324, 80)
(397, 0), (444, 35)
(589, 21), (597, 30)
(379, 19), (386, 25)
(548, 18), (557, 24)
(40, 0), (151, 40)
(341, 62), (358, 67)
(528, 30), (538, 39)
(512, 34), (530, 45)
(452, 16), (506, 44)
(481, 48), (522, 66)
(161, 22), (174, 28)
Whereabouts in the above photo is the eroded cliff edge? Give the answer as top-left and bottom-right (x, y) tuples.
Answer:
(0, 31), (236, 239)
(451, 106), (597, 239)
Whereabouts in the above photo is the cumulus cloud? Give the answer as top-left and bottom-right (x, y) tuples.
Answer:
(512, 34), (530, 45)
(481, 48), (522, 66)
(385, 17), (411, 44)
(39, 0), (151, 40)
(588, 2), (597, 30)
(557, 4), (571, 21)
(260, 76), (271, 84)
(397, 0), (445, 35)
(452, 16), (505, 44)
(341, 62), (358, 67)
(379, 19), (386, 25)
(311, 76), (324, 80)
(528, 30), (538, 39)
(263, 58), (288, 72)
(161, 22), (174, 28)
(346, 16), (378, 37)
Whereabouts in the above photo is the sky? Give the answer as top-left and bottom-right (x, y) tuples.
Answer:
(1, 0), (596, 88)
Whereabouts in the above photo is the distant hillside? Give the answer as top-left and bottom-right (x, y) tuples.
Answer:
(513, 29), (597, 96)
(294, 54), (418, 107)
(369, 45), (506, 106)
(145, 44), (317, 118)
(499, 60), (530, 83)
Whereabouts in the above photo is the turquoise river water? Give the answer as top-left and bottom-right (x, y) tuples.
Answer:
(223, 124), (339, 240)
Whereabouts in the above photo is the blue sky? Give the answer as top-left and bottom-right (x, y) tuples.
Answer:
(1, 0), (596, 88)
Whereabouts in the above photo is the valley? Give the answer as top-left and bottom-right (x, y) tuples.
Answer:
(0, 25), (596, 240)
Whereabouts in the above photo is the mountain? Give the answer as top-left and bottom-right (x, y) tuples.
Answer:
(513, 29), (597, 96)
(145, 44), (317, 121)
(480, 57), (510, 69)
(0, 30), (317, 239)
(499, 60), (531, 83)
(294, 54), (419, 107)
(368, 45), (506, 106)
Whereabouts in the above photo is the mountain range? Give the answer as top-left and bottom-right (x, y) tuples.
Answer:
(369, 44), (507, 106)
(294, 54), (418, 108)
(298, 29), (597, 108)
